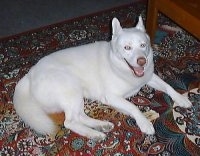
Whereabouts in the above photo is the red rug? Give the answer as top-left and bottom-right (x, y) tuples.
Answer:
(0, 0), (200, 155)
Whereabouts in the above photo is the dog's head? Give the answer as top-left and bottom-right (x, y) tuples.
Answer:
(111, 16), (153, 77)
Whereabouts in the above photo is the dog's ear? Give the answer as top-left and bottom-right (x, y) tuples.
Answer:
(112, 18), (122, 36)
(136, 15), (146, 32)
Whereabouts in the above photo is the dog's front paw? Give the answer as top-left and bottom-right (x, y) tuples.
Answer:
(174, 94), (192, 108)
(137, 117), (155, 135)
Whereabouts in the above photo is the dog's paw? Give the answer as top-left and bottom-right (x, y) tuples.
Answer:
(137, 118), (155, 135)
(174, 94), (192, 108)
(95, 121), (114, 133)
(88, 131), (107, 142)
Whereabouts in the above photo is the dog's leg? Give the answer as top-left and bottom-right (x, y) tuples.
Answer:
(106, 95), (155, 135)
(79, 112), (114, 132)
(63, 97), (107, 141)
(64, 121), (106, 141)
(147, 74), (192, 108)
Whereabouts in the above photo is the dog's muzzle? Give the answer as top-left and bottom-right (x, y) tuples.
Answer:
(124, 57), (147, 77)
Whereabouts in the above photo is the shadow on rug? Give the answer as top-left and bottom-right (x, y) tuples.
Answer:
(0, 0), (200, 155)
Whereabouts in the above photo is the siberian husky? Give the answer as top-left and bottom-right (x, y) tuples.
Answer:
(13, 16), (191, 141)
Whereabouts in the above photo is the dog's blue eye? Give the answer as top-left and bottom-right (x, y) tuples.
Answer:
(140, 43), (146, 48)
(124, 45), (132, 50)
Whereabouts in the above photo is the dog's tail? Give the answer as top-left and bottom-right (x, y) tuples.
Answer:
(13, 76), (57, 135)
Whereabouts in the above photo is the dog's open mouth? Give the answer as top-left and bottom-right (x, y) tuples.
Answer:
(124, 59), (144, 77)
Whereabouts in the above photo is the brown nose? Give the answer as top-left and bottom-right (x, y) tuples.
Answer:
(137, 57), (146, 66)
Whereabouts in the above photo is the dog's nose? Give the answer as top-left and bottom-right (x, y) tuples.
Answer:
(137, 57), (146, 66)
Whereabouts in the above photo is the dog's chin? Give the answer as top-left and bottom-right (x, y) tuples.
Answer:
(124, 59), (145, 77)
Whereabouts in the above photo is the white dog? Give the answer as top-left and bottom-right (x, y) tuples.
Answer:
(13, 16), (191, 141)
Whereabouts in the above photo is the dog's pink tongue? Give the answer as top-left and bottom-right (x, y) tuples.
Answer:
(133, 67), (144, 77)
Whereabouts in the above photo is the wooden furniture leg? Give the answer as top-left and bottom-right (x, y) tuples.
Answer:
(146, 0), (158, 42)
(146, 0), (200, 43)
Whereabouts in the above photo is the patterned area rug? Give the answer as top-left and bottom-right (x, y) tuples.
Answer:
(0, 0), (200, 155)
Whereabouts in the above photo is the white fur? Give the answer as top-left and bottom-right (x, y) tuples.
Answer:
(13, 16), (192, 141)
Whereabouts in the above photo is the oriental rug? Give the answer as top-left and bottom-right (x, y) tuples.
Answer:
(0, 0), (200, 155)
